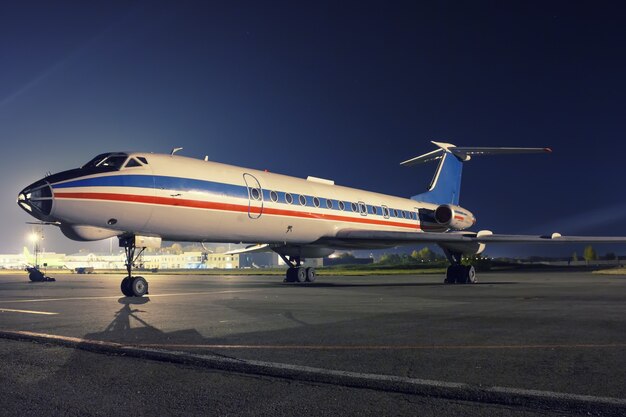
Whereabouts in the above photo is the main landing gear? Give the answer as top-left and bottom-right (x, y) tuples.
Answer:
(279, 254), (316, 283)
(120, 236), (149, 297)
(443, 249), (477, 284)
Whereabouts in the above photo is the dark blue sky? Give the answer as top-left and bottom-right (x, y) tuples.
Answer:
(2, 1), (626, 256)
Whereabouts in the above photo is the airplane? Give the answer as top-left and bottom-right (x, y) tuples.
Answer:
(17, 141), (626, 297)
(22, 246), (69, 270)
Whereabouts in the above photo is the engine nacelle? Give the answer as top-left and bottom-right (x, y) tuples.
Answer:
(60, 224), (121, 241)
(434, 204), (476, 230)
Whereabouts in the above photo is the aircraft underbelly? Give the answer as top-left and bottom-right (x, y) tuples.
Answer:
(144, 203), (336, 243)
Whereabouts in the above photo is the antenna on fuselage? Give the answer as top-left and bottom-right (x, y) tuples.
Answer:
(170, 147), (183, 155)
(204, 155), (208, 161)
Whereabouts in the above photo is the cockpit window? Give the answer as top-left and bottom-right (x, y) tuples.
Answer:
(124, 158), (142, 168)
(82, 153), (112, 169)
(137, 157), (148, 164)
(81, 153), (129, 172)
(98, 155), (128, 168)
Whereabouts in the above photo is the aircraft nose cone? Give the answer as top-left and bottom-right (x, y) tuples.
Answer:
(17, 180), (54, 219)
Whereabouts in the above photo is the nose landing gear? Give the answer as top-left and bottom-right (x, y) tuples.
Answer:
(120, 236), (149, 297)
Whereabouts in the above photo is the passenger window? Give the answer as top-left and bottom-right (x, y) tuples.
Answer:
(270, 191), (278, 202)
(382, 206), (389, 218)
(359, 203), (367, 214)
(313, 197), (320, 208)
(351, 202), (358, 212)
(299, 195), (307, 206)
(393, 209), (398, 217)
(285, 193), (293, 204)
(250, 188), (261, 200)
(372, 206), (378, 215)
(339, 201), (345, 211)
(326, 199), (333, 209)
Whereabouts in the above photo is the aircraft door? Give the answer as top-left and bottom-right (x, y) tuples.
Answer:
(414, 207), (424, 226)
(243, 173), (263, 219)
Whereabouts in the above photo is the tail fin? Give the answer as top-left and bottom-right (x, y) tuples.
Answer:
(403, 141), (551, 205)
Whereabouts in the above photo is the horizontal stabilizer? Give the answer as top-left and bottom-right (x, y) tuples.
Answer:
(399, 148), (445, 166)
(401, 141), (551, 166)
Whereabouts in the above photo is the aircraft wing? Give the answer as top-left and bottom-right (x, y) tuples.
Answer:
(224, 244), (271, 255)
(317, 229), (626, 248)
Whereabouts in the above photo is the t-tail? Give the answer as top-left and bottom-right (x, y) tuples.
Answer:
(402, 141), (552, 205)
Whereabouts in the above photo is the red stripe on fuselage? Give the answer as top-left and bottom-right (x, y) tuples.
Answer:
(54, 192), (441, 231)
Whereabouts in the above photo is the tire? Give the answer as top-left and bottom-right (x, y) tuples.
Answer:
(121, 277), (134, 296)
(445, 266), (457, 284)
(284, 268), (296, 282)
(131, 276), (148, 297)
(305, 267), (316, 283)
(295, 267), (306, 283)
(466, 265), (477, 284)
(457, 266), (469, 284)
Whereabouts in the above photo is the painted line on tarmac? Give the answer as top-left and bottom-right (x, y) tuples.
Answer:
(0, 308), (58, 315)
(0, 329), (625, 416)
(0, 290), (257, 304)
(133, 342), (626, 350)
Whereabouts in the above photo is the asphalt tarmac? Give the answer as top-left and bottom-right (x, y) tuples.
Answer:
(0, 270), (625, 416)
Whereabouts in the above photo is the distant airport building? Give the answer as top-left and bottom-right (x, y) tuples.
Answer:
(239, 252), (280, 268)
(0, 248), (242, 270)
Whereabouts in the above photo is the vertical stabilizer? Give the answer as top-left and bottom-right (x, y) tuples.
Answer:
(411, 151), (463, 205)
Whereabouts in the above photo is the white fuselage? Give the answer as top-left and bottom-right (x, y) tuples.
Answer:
(41, 153), (455, 246)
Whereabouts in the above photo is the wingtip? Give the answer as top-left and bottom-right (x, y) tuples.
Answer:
(544, 147), (552, 153)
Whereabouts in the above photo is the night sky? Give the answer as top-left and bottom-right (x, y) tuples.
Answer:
(2, 1), (626, 257)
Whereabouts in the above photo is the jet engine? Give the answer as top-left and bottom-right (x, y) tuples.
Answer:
(434, 204), (476, 230)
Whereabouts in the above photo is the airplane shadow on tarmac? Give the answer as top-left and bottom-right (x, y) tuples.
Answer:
(89, 297), (210, 346)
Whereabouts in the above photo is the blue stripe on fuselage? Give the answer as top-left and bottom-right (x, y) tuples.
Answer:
(52, 175), (248, 199)
(52, 174), (422, 221)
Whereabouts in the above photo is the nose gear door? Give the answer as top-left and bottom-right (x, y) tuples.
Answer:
(243, 173), (263, 219)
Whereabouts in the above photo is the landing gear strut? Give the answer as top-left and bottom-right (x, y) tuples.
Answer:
(279, 254), (316, 283)
(443, 249), (477, 284)
(120, 236), (149, 297)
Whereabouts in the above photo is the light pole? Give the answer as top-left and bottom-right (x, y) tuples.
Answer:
(28, 232), (39, 268)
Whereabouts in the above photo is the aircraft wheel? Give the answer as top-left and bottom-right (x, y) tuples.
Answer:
(466, 265), (477, 284)
(130, 276), (149, 297)
(295, 267), (307, 283)
(457, 266), (469, 284)
(121, 277), (134, 296)
(284, 268), (296, 282)
(305, 267), (316, 283)
(445, 266), (458, 284)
